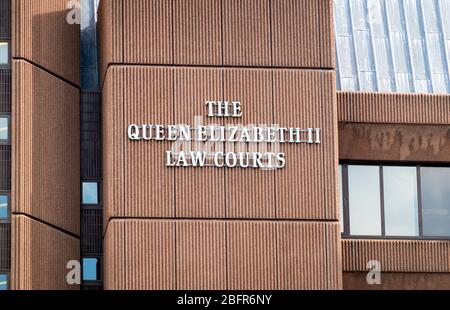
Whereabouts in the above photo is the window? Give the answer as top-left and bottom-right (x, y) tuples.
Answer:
(0, 194), (8, 220)
(82, 258), (100, 281)
(0, 273), (8, 290)
(82, 181), (99, 205)
(421, 167), (450, 237)
(383, 166), (418, 236)
(340, 163), (450, 238)
(348, 165), (381, 236)
(0, 116), (8, 142)
(0, 42), (8, 65)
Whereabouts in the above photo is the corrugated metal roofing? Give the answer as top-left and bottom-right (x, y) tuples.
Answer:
(334, 0), (450, 93)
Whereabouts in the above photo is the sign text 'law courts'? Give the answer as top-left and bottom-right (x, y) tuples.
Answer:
(127, 101), (321, 169)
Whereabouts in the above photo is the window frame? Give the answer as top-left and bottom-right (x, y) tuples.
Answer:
(340, 161), (450, 240)
(0, 191), (10, 222)
(0, 40), (11, 69)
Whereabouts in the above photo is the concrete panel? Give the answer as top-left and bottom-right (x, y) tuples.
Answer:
(176, 220), (227, 290)
(343, 272), (450, 290)
(103, 67), (338, 221)
(104, 219), (342, 290)
(97, 0), (335, 82)
(13, 0), (80, 85)
(224, 69), (275, 218)
(104, 219), (176, 290)
(12, 60), (80, 235)
(342, 239), (450, 273)
(274, 70), (338, 219)
(173, 0), (222, 65)
(339, 123), (450, 162)
(173, 68), (225, 218)
(222, 0), (271, 66)
(272, 0), (335, 68)
(338, 92), (450, 125)
(11, 215), (79, 290)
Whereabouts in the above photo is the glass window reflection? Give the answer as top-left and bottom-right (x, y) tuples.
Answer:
(0, 195), (8, 219)
(83, 258), (100, 281)
(0, 274), (7, 290)
(82, 182), (99, 204)
(421, 167), (450, 237)
(0, 42), (8, 65)
(0, 117), (8, 141)
(383, 166), (419, 236)
(348, 165), (382, 235)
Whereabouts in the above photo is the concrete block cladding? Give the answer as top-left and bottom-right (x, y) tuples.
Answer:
(98, 0), (335, 81)
(12, 0), (80, 85)
(11, 0), (80, 289)
(100, 1), (341, 289)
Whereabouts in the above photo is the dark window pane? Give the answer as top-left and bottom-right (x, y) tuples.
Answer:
(383, 166), (419, 236)
(0, 274), (7, 290)
(348, 165), (382, 235)
(82, 182), (98, 204)
(83, 258), (99, 281)
(0, 194), (7, 218)
(421, 167), (450, 237)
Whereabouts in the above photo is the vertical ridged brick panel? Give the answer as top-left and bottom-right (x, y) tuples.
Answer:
(338, 92), (450, 125)
(103, 66), (174, 221)
(98, 0), (123, 83)
(272, 0), (335, 68)
(104, 220), (341, 290)
(103, 219), (125, 290)
(174, 0), (222, 65)
(173, 68), (225, 218)
(100, 0), (340, 290)
(12, 60), (80, 234)
(222, 0), (271, 66)
(227, 221), (277, 289)
(104, 219), (176, 290)
(224, 69), (276, 218)
(102, 67), (120, 225)
(342, 239), (450, 273)
(274, 70), (338, 220)
(277, 221), (341, 289)
(123, 0), (173, 64)
(176, 221), (227, 289)
(98, 0), (335, 82)
(11, 215), (79, 290)
(103, 67), (338, 221)
(13, 0), (80, 85)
